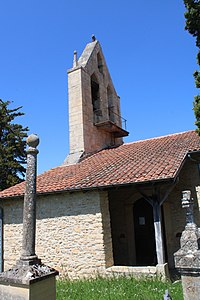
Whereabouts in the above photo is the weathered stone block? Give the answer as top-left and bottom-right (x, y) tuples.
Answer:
(181, 274), (200, 300)
(0, 275), (56, 300)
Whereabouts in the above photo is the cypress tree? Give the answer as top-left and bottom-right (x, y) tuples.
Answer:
(184, 0), (200, 133)
(0, 100), (29, 190)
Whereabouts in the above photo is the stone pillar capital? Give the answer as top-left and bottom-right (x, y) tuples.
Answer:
(26, 147), (39, 155)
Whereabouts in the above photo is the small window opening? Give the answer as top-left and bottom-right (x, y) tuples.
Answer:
(107, 86), (115, 122)
(97, 53), (104, 75)
(91, 74), (101, 122)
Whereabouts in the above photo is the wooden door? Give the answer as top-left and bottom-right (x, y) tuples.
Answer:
(133, 198), (157, 266)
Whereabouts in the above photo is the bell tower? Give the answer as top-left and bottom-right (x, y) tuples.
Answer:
(64, 37), (129, 165)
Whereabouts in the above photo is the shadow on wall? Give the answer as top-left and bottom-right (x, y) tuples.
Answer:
(2, 190), (103, 225)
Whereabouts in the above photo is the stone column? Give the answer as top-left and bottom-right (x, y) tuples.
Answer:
(0, 134), (58, 300)
(20, 134), (41, 265)
(174, 190), (200, 300)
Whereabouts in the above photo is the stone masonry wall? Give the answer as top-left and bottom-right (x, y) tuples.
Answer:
(1, 190), (113, 279)
(68, 68), (84, 156)
(2, 160), (198, 276)
(2, 199), (23, 269)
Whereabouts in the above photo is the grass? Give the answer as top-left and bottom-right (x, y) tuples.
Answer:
(56, 276), (183, 300)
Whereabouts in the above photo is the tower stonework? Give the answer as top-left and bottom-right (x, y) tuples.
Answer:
(64, 39), (128, 165)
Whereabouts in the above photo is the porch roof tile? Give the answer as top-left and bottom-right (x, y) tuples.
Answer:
(0, 130), (200, 198)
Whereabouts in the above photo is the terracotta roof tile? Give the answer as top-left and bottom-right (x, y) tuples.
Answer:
(0, 130), (200, 198)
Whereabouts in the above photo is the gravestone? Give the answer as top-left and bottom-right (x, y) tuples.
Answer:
(0, 134), (58, 300)
(174, 190), (200, 300)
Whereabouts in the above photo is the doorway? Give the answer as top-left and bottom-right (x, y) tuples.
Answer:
(133, 198), (157, 266)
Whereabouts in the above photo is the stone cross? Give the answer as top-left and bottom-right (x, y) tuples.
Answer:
(20, 134), (41, 265)
(181, 190), (194, 226)
(174, 190), (200, 300)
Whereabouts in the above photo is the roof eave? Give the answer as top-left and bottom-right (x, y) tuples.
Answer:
(1, 148), (200, 201)
(0, 176), (176, 200)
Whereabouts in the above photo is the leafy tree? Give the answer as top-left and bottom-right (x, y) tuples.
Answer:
(184, 0), (200, 133)
(0, 100), (29, 190)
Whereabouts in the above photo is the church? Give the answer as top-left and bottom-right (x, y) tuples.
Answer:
(0, 38), (200, 279)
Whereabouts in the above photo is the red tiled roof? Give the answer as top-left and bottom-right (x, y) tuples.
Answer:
(0, 130), (200, 198)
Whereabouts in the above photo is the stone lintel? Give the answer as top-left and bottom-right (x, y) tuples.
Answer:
(0, 264), (59, 286)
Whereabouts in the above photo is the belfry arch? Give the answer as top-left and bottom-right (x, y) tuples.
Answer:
(97, 52), (104, 75)
(107, 86), (115, 122)
(91, 74), (101, 122)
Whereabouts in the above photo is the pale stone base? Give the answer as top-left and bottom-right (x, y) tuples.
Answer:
(181, 274), (200, 300)
(0, 276), (56, 300)
(106, 263), (170, 280)
(156, 263), (170, 280)
(106, 266), (157, 277)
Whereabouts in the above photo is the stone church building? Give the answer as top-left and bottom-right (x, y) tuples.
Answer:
(0, 38), (200, 279)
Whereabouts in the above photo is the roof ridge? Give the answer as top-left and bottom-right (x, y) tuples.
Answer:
(123, 130), (196, 146)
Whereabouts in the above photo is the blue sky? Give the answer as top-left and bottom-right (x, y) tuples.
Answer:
(0, 1), (198, 174)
